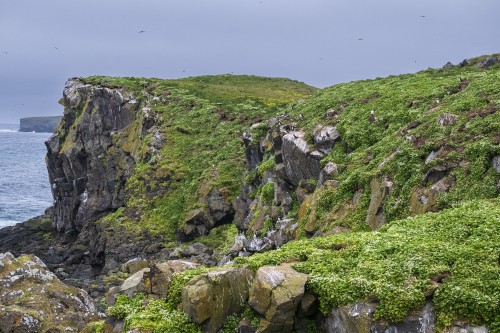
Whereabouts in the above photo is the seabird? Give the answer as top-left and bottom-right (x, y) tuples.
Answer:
(54, 47), (59, 50)
(358, 38), (363, 41)
(138, 30), (146, 33)
(369, 110), (376, 122)
(420, 15), (426, 18)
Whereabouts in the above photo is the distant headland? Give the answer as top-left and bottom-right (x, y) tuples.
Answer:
(19, 116), (62, 133)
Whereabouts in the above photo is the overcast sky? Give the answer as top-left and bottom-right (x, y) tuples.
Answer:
(0, 0), (498, 124)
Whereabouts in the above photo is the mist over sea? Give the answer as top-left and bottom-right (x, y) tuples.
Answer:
(0, 123), (53, 228)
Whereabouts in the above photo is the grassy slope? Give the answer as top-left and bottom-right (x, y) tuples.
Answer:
(81, 75), (316, 242)
(237, 199), (500, 330)
(279, 57), (500, 234)
(82, 56), (499, 332)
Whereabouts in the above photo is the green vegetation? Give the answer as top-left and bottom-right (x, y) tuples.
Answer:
(70, 56), (499, 331)
(237, 199), (500, 329)
(82, 75), (315, 240)
(108, 295), (200, 332)
(275, 58), (500, 233)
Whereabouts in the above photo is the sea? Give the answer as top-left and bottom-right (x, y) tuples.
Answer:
(0, 123), (53, 228)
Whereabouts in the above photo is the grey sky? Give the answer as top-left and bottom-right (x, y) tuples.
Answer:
(0, 0), (498, 124)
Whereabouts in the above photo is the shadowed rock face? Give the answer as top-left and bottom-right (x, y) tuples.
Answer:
(46, 79), (141, 236)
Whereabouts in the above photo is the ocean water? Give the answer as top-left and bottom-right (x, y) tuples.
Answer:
(0, 123), (53, 228)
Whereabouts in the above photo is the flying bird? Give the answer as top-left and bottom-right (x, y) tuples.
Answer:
(138, 30), (146, 33)
(420, 15), (426, 18)
(358, 38), (363, 41)
(54, 47), (59, 50)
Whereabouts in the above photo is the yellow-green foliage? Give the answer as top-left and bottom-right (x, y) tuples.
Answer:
(237, 199), (500, 330)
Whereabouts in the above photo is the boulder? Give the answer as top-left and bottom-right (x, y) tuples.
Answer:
(181, 267), (253, 333)
(444, 324), (488, 333)
(180, 208), (214, 241)
(313, 125), (340, 153)
(0, 309), (41, 333)
(274, 218), (298, 248)
(477, 56), (499, 69)
(437, 113), (458, 126)
(282, 131), (322, 186)
(121, 258), (149, 274)
(365, 177), (389, 230)
(249, 264), (308, 332)
(148, 260), (199, 298)
(322, 301), (435, 333)
(119, 268), (150, 298)
(318, 162), (339, 187)
(0, 253), (101, 332)
(322, 302), (377, 333)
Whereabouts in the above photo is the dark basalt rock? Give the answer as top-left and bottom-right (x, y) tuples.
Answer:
(46, 79), (141, 236)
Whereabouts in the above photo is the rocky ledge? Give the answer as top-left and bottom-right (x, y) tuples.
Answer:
(0, 252), (102, 332)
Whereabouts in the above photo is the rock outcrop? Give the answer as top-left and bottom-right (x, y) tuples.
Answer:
(0, 253), (101, 332)
(46, 79), (143, 236)
(249, 264), (308, 332)
(181, 267), (253, 333)
(322, 301), (435, 333)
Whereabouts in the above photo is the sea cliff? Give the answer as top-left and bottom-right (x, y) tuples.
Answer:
(0, 54), (499, 333)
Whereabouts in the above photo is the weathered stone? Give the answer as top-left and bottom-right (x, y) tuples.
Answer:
(249, 264), (308, 330)
(148, 260), (199, 298)
(437, 113), (458, 126)
(119, 268), (150, 298)
(47, 79), (143, 236)
(410, 177), (455, 215)
(298, 292), (318, 317)
(492, 156), (500, 173)
(181, 267), (253, 333)
(365, 177), (389, 229)
(313, 125), (340, 153)
(274, 218), (297, 248)
(207, 188), (233, 225)
(121, 258), (149, 274)
(0, 253), (101, 332)
(229, 234), (248, 255)
(0, 310), (41, 333)
(477, 56), (499, 69)
(282, 131), (322, 186)
(180, 208), (214, 241)
(322, 302), (377, 333)
(318, 162), (339, 187)
(243, 124), (265, 170)
(443, 61), (455, 69)
(322, 301), (435, 333)
(444, 323), (489, 333)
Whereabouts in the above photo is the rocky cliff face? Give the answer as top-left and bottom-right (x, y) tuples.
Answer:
(45, 79), (144, 236)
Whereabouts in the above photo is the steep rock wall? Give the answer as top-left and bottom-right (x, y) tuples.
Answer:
(46, 79), (144, 236)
